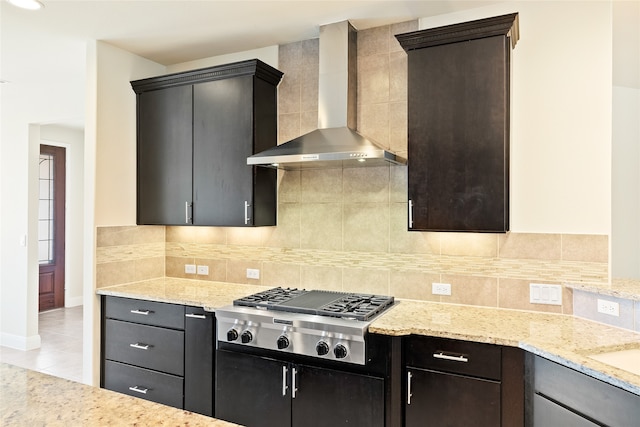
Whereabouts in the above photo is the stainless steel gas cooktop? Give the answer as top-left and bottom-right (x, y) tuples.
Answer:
(216, 287), (395, 365)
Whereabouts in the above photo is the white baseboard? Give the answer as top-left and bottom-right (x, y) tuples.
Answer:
(65, 296), (84, 307)
(0, 332), (41, 351)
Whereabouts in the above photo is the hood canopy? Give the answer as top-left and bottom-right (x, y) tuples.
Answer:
(248, 21), (406, 170)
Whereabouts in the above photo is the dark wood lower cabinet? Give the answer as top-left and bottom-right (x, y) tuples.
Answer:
(526, 354), (640, 427)
(215, 349), (385, 427)
(101, 297), (214, 417)
(184, 307), (214, 417)
(405, 335), (524, 427)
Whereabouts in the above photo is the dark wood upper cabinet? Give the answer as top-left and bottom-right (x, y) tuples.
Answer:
(397, 14), (519, 232)
(131, 59), (283, 226)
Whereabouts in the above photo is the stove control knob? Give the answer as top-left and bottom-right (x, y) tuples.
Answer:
(241, 330), (253, 344)
(277, 335), (290, 349)
(334, 344), (348, 359)
(316, 341), (330, 356)
(226, 329), (239, 342)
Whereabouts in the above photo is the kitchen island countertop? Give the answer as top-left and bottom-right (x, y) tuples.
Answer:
(0, 363), (239, 427)
(97, 278), (640, 396)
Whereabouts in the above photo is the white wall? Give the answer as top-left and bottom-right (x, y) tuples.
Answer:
(420, 1), (612, 235)
(167, 45), (279, 74)
(0, 8), (86, 350)
(611, 0), (640, 278)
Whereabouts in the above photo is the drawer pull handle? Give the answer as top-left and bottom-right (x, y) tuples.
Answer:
(130, 309), (151, 316)
(185, 313), (207, 319)
(128, 385), (149, 394)
(129, 343), (150, 350)
(407, 371), (413, 405)
(433, 352), (469, 363)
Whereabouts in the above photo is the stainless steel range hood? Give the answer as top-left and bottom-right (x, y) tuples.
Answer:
(247, 21), (406, 170)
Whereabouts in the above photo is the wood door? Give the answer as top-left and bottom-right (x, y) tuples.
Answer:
(38, 145), (66, 311)
(136, 85), (193, 225)
(406, 35), (510, 232)
(292, 364), (385, 427)
(192, 76), (253, 226)
(215, 349), (291, 427)
(184, 307), (214, 417)
(406, 367), (501, 427)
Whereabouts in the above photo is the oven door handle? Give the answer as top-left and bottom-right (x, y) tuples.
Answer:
(282, 366), (288, 397)
(292, 367), (298, 399)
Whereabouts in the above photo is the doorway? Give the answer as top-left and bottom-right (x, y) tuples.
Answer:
(38, 144), (66, 311)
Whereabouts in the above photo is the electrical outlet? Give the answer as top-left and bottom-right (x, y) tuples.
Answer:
(185, 264), (196, 274)
(432, 282), (451, 296)
(530, 283), (562, 305)
(246, 268), (260, 279)
(197, 265), (209, 275)
(597, 299), (620, 317)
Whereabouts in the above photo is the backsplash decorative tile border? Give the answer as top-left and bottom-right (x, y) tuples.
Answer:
(164, 242), (607, 284)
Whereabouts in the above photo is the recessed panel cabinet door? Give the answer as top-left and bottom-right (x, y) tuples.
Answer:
(193, 77), (253, 226)
(407, 36), (509, 232)
(137, 85), (193, 225)
(215, 350), (291, 427)
(293, 364), (385, 427)
(406, 367), (501, 427)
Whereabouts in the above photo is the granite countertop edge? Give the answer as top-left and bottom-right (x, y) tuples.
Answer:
(96, 278), (640, 396)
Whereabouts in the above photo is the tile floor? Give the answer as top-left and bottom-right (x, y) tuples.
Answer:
(0, 306), (83, 382)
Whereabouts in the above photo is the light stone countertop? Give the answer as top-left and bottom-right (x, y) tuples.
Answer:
(0, 363), (239, 427)
(566, 277), (640, 301)
(97, 278), (640, 396)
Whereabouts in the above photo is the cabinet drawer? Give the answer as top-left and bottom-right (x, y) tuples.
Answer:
(405, 335), (501, 380)
(104, 360), (183, 408)
(104, 319), (184, 376)
(104, 296), (185, 329)
(533, 355), (640, 426)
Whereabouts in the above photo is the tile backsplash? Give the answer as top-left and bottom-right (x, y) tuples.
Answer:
(94, 20), (609, 315)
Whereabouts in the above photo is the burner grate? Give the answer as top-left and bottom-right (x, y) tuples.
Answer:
(234, 287), (394, 321)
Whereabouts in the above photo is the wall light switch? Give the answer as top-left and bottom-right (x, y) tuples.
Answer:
(530, 283), (562, 305)
(185, 264), (196, 274)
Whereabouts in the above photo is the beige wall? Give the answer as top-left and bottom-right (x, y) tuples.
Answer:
(96, 19), (609, 315)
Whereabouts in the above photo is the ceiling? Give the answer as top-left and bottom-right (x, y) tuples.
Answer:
(1, 0), (505, 65)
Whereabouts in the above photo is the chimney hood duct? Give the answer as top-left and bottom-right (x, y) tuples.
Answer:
(248, 21), (406, 170)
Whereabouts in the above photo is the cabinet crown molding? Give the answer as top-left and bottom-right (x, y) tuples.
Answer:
(131, 58), (283, 93)
(396, 12), (519, 51)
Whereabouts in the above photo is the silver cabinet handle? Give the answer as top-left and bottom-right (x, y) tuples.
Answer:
(129, 343), (150, 350)
(185, 313), (207, 319)
(130, 309), (151, 315)
(282, 366), (288, 396)
(292, 367), (298, 399)
(244, 201), (251, 225)
(408, 199), (414, 228)
(185, 201), (193, 224)
(407, 371), (413, 405)
(433, 352), (469, 363)
(128, 385), (148, 394)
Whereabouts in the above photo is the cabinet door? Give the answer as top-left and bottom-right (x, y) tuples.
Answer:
(407, 35), (509, 232)
(137, 85), (193, 225)
(184, 307), (214, 417)
(193, 76), (254, 226)
(406, 367), (500, 427)
(215, 350), (291, 427)
(293, 364), (384, 427)
(532, 394), (598, 427)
